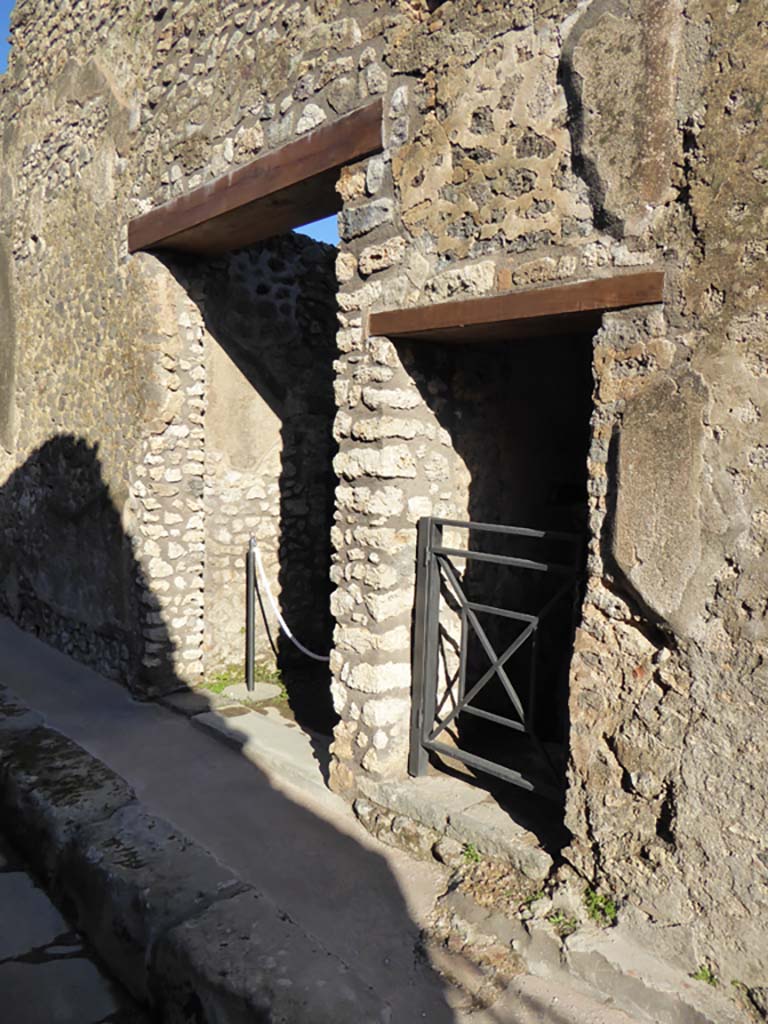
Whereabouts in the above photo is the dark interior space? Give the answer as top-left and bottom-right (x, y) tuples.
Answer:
(166, 233), (339, 736)
(402, 331), (594, 805)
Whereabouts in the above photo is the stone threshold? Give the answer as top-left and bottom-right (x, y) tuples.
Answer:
(159, 687), (335, 803)
(352, 774), (554, 882)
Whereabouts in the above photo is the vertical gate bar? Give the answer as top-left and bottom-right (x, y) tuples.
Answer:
(421, 519), (443, 750)
(457, 607), (468, 707)
(527, 626), (538, 735)
(409, 518), (443, 776)
(246, 537), (255, 693)
(409, 518), (431, 776)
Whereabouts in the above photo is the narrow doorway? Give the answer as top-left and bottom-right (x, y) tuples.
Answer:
(127, 103), (384, 739)
(173, 232), (340, 736)
(405, 331), (594, 804)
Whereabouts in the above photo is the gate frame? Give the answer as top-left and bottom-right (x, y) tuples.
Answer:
(408, 516), (584, 801)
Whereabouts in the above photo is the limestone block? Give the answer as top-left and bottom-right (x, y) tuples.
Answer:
(335, 250), (357, 283)
(426, 261), (496, 301)
(358, 237), (405, 277)
(336, 484), (406, 518)
(361, 698), (410, 729)
(361, 387), (421, 410)
(334, 446), (416, 480)
(61, 804), (247, 1001)
(348, 661), (410, 694)
(366, 155), (386, 196)
(611, 372), (708, 634)
(296, 103), (327, 134)
(364, 587), (413, 623)
(152, 889), (389, 1024)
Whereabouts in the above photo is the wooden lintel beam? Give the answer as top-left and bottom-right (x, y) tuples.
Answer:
(128, 100), (383, 255)
(368, 271), (665, 343)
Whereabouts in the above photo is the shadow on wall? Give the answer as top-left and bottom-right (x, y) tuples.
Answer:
(0, 431), (457, 1021)
(0, 434), (159, 692)
(162, 233), (339, 736)
(398, 334), (594, 843)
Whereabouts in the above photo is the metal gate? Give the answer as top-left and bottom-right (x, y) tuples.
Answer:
(408, 517), (584, 801)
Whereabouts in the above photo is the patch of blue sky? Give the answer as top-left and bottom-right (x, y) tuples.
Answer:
(294, 214), (339, 247)
(0, 0), (13, 74)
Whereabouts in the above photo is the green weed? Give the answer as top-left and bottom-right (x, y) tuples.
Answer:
(462, 842), (482, 864)
(548, 911), (579, 938)
(691, 964), (718, 987)
(203, 662), (285, 698)
(205, 664), (244, 694)
(520, 889), (546, 909)
(583, 888), (618, 927)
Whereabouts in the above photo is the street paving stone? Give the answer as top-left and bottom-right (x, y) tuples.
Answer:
(0, 836), (145, 1024)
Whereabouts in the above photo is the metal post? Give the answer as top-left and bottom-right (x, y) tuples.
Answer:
(409, 518), (442, 777)
(245, 538), (255, 693)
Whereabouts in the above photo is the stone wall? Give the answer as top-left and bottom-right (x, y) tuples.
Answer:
(0, 0), (765, 998)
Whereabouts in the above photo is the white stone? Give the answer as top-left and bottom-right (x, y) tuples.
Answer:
(336, 251), (357, 283)
(365, 588), (413, 623)
(361, 387), (421, 411)
(407, 496), (434, 522)
(297, 103), (327, 134)
(345, 562), (399, 589)
(336, 485), (405, 518)
(334, 446), (416, 480)
(348, 661), (411, 694)
(330, 587), (357, 618)
(426, 261), (496, 301)
(366, 155), (386, 195)
(361, 697), (410, 728)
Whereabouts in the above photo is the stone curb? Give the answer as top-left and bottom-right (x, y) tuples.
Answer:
(0, 684), (389, 1023)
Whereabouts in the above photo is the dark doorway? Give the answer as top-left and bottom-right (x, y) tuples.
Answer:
(404, 331), (594, 802)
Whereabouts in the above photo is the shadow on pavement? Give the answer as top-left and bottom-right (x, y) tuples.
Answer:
(0, 434), (457, 1020)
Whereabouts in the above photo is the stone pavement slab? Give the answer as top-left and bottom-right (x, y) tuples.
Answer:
(0, 835), (145, 1024)
(0, 872), (68, 960)
(0, 960), (123, 1024)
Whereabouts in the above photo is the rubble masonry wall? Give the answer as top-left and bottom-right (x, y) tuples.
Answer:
(0, 0), (764, 990)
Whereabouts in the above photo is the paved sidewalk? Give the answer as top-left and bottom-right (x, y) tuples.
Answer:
(0, 834), (144, 1024)
(0, 617), (642, 1023)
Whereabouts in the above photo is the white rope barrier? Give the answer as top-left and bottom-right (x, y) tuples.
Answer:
(251, 539), (330, 663)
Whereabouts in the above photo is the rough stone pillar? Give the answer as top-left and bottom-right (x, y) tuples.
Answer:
(127, 257), (206, 694)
